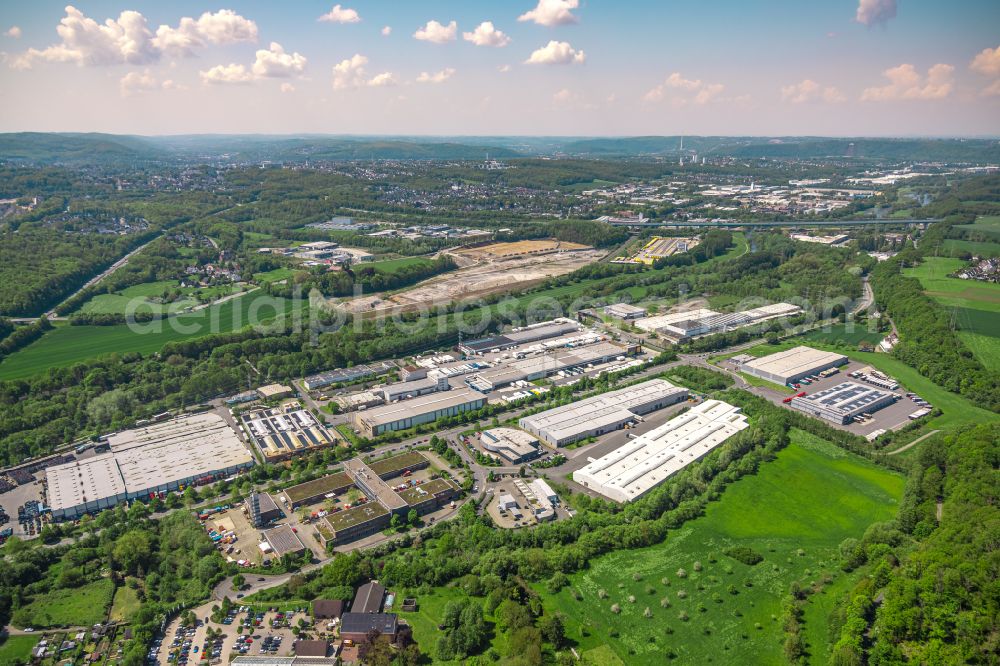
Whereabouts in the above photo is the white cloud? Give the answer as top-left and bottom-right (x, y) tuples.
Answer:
(463, 21), (510, 47)
(252, 42), (306, 78)
(318, 5), (361, 24)
(413, 20), (457, 44)
(120, 69), (157, 96)
(524, 40), (585, 65)
(780, 79), (846, 104)
(498, 64), (511, 73)
(982, 79), (1000, 97)
(552, 88), (574, 104)
(11, 6), (257, 69)
(161, 79), (185, 91)
(5, 26), (21, 39)
(367, 71), (397, 87)
(332, 53), (395, 88)
(861, 63), (954, 101)
(518, 0), (580, 27)
(416, 68), (456, 84)
(200, 63), (253, 85)
(280, 82), (295, 93)
(381, 26), (392, 36)
(970, 45), (1000, 77)
(152, 9), (258, 57)
(644, 72), (725, 105)
(856, 0), (897, 26)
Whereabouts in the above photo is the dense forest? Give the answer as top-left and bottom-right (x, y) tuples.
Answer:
(266, 255), (457, 299)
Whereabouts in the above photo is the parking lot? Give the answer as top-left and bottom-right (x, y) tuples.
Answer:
(157, 606), (308, 665)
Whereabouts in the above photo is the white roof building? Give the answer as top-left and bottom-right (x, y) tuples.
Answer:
(573, 400), (749, 503)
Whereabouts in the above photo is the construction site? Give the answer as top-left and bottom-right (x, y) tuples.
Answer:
(337, 240), (604, 314)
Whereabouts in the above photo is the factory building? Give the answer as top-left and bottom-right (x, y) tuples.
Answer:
(282, 472), (354, 509)
(574, 400), (750, 503)
(518, 379), (689, 447)
(467, 341), (630, 392)
(633, 303), (801, 341)
(302, 361), (397, 391)
(257, 384), (294, 401)
(366, 451), (430, 480)
(352, 389), (485, 438)
(604, 303), (647, 320)
(46, 413), (253, 520)
(740, 346), (848, 386)
(261, 523), (307, 558)
(790, 382), (897, 425)
(316, 503), (390, 547)
(458, 319), (581, 355)
(479, 428), (542, 464)
(379, 374), (449, 403)
(394, 478), (460, 516)
(242, 406), (336, 461)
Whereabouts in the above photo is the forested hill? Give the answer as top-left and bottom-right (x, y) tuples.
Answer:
(0, 132), (165, 164)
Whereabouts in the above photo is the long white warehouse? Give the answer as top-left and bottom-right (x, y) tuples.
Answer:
(518, 379), (689, 447)
(573, 400), (750, 503)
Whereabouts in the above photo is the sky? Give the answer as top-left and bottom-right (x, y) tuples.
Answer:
(0, 0), (999, 137)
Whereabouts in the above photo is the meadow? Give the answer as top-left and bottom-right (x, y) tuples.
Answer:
(0, 635), (39, 664)
(0, 291), (296, 380)
(800, 323), (884, 348)
(109, 583), (142, 623)
(79, 280), (243, 315)
(368, 256), (435, 272)
(17, 578), (114, 628)
(534, 430), (904, 665)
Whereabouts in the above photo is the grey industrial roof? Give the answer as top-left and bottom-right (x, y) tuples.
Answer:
(46, 455), (126, 512)
(357, 389), (484, 428)
(791, 381), (894, 415)
(263, 524), (307, 556)
(742, 346), (846, 379)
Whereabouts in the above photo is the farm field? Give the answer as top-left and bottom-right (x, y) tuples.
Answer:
(902, 256), (1000, 372)
(79, 280), (243, 315)
(0, 291), (295, 380)
(535, 430), (904, 665)
(17, 578), (114, 628)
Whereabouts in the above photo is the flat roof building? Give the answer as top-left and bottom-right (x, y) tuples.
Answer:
(262, 524), (307, 558)
(790, 381), (897, 425)
(379, 375), (449, 403)
(469, 341), (630, 392)
(518, 379), (689, 447)
(283, 473), (354, 509)
(47, 413), (253, 520)
(479, 428), (541, 464)
(352, 389), (486, 438)
(339, 613), (398, 644)
(303, 362), (397, 391)
(366, 451), (429, 479)
(257, 384), (294, 401)
(458, 319), (580, 355)
(574, 400), (750, 503)
(604, 303), (648, 320)
(740, 346), (848, 385)
(316, 502), (390, 548)
(242, 406), (337, 461)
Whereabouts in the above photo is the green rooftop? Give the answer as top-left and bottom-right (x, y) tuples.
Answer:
(321, 501), (388, 532)
(366, 450), (427, 476)
(284, 472), (353, 504)
(395, 478), (457, 505)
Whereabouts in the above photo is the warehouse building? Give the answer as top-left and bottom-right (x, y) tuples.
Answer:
(634, 303), (801, 341)
(740, 346), (848, 385)
(257, 384), (294, 401)
(467, 341), (630, 392)
(395, 478), (460, 516)
(366, 451), (430, 480)
(479, 428), (542, 464)
(245, 491), (283, 527)
(283, 472), (354, 509)
(47, 413), (254, 520)
(458, 319), (580, 355)
(604, 303), (647, 320)
(352, 389), (486, 438)
(242, 406), (336, 461)
(574, 400), (750, 503)
(302, 361), (397, 391)
(790, 381), (897, 425)
(379, 375), (449, 403)
(518, 379), (689, 447)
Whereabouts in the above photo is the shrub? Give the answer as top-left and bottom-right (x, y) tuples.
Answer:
(660, 597), (671, 608)
(693, 561), (703, 572)
(676, 568), (687, 579)
(611, 603), (621, 614)
(724, 546), (764, 566)
(598, 589), (607, 599)
(628, 595), (636, 604)
(643, 607), (653, 619)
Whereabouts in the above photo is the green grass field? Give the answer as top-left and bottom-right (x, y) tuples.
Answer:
(109, 583), (142, 623)
(800, 324), (884, 347)
(903, 256), (1000, 372)
(253, 267), (297, 283)
(0, 635), (40, 665)
(80, 280), (243, 315)
(18, 578), (114, 628)
(942, 238), (1000, 257)
(395, 585), (508, 663)
(368, 257), (434, 272)
(534, 430), (904, 665)
(0, 291), (295, 380)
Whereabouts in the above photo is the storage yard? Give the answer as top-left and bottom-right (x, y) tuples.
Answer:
(519, 378), (690, 447)
(574, 400), (750, 502)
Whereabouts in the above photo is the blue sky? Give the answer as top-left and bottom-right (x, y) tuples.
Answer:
(1, 1), (998, 136)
